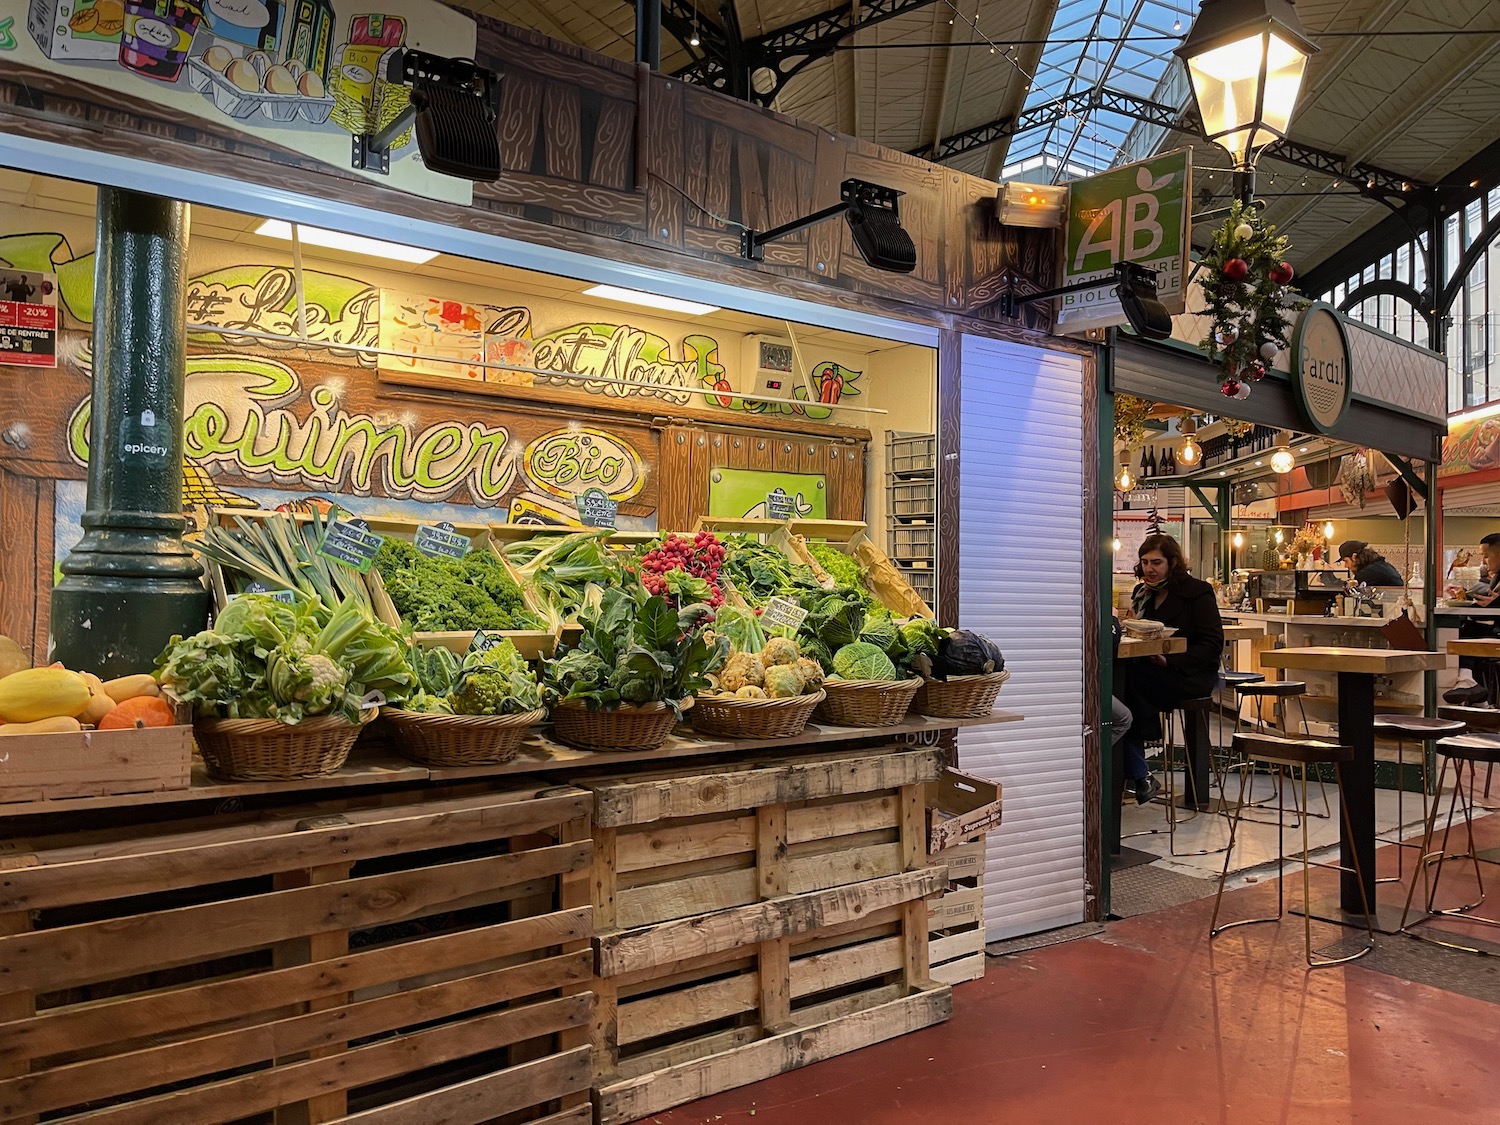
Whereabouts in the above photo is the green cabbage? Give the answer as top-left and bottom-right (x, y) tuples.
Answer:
(832, 641), (896, 681)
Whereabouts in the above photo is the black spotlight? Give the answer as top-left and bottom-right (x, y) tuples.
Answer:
(1113, 262), (1173, 341)
(741, 179), (917, 274)
(352, 49), (502, 183)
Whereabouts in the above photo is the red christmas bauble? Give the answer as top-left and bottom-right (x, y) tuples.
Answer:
(1221, 378), (1242, 398)
(1246, 362), (1266, 382)
(1269, 261), (1295, 286)
(1223, 258), (1250, 281)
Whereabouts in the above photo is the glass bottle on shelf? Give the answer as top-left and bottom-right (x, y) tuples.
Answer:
(1140, 447), (1151, 479)
(1162, 445), (1176, 476)
(1146, 447), (1157, 477)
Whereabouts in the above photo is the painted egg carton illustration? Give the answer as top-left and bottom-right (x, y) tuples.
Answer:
(187, 45), (334, 124)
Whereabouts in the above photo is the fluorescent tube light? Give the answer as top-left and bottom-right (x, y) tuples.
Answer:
(582, 284), (719, 316)
(256, 220), (438, 264)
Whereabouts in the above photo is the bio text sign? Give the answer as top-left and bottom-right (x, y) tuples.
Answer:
(1058, 150), (1192, 333)
(1293, 303), (1353, 433)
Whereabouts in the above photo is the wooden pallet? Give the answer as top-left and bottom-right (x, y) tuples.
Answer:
(576, 745), (952, 1125)
(0, 783), (595, 1124)
(927, 844), (987, 985)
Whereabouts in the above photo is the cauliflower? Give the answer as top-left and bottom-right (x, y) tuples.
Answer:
(450, 669), (544, 716)
(735, 685), (768, 699)
(720, 651), (765, 693)
(761, 636), (800, 667)
(794, 656), (824, 691)
(763, 664), (806, 699)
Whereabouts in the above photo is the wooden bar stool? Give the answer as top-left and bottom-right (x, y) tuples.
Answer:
(1399, 733), (1500, 955)
(1210, 732), (1375, 968)
(1216, 672), (1265, 792)
(1231, 681), (1329, 824)
(1372, 715), (1466, 884)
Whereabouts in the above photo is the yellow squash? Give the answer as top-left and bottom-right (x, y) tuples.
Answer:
(0, 716), (83, 736)
(0, 667), (92, 724)
(101, 674), (160, 704)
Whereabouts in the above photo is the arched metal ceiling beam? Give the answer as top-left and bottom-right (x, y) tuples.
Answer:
(1337, 279), (1435, 337)
(907, 87), (1425, 200)
(1440, 208), (1500, 321)
(675, 0), (940, 105)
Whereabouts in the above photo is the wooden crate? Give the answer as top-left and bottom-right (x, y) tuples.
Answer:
(578, 746), (952, 1125)
(777, 525), (935, 620)
(0, 724), (193, 805)
(925, 835), (986, 983)
(0, 783), (595, 1124)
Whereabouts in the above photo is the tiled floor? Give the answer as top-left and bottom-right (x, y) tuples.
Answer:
(647, 803), (1500, 1125)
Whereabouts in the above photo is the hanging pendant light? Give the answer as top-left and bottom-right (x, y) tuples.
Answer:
(1270, 431), (1296, 474)
(1177, 416), (1203, 468)
(1115, 449), (1138, 493)
(1323, 519), (1336, 540)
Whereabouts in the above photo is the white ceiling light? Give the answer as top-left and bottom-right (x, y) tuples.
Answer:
(582, 284), (720, 316)
(256, 219), (437, 264)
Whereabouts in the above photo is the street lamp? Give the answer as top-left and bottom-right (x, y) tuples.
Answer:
(1175, 0), (1318, 203)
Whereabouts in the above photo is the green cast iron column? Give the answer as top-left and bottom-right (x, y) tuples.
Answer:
(51, 188), (207, 677)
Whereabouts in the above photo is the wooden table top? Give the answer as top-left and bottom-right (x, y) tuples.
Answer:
(1261, 647), (1449, 674)
(1118, 635), (1188, 659)
(1221, 625), (1265, 642)
(1446, 638), (1500, 657)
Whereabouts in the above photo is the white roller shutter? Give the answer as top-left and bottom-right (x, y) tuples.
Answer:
(957, 335), (1087, 940)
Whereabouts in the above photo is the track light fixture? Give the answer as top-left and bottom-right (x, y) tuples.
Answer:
(741, 179), (917, 274)
(999, 262), (1172, 340)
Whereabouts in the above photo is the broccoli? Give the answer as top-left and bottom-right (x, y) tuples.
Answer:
(763, 663), (806, 698)
(450, 668), (544, 715)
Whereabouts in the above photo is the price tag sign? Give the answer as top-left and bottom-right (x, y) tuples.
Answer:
(575, 487), (619, 529)
(469, 630), (506, 654)
(415, 521), (471, 560)
(229, 585), (298, 604)
(318, 518), (385, 574)
(761, 596), (809, 631)
(765, 487), (796, 521)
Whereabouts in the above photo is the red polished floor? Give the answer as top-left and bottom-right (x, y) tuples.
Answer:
(646, 819), (1500, 1125)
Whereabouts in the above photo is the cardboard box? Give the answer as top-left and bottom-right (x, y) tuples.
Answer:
(927, 767), (1003, 853)
(0, 724), (193, 804)
(28, 0), (124, 61)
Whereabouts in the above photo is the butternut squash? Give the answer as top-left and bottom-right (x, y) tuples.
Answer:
(0, 716), (83, 736)
(76, 673), (116, 726)
(101, 674), (160, 704)
(0, 668), (91, 723)
(0, 635), (27, 680)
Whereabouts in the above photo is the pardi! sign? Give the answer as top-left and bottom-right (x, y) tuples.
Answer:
(1058, 150), (1191, 333)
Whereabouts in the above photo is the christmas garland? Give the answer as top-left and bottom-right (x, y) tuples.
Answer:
(1114, 393), (1155, 449)
(1198, 201), (1294, 401)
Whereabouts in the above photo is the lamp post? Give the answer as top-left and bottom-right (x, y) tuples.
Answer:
(1175, 0), (1318, 205)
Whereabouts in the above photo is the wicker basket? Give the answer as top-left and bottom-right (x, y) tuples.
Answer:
(383, 707), (545, 766)
(911, 669), (1012, 719)
(691, 690), (825, 739)
(814, 678), (922, 728)
(551, 699), (684, 752)
(194, 711), (375, 781)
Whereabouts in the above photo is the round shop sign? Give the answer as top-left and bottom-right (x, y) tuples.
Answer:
(1293, 303), (1352, 433)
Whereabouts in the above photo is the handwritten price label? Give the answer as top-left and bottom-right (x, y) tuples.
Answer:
(318, 519), (385, 574)
(575, 487), (619, 529)
(761, 596), (809, 631)
(416, 522), (471, 560)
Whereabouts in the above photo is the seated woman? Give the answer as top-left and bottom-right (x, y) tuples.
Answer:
(1116, 533), (1224, 805)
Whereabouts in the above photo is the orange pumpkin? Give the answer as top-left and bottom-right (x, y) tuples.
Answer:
(96, 695), (176, 730)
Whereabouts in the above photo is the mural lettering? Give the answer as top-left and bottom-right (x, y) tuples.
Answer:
(524, 427), (646, 502)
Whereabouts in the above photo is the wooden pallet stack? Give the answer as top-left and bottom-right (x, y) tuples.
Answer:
(576, 745), (953, 1125)
(0, 783), (595, 1125)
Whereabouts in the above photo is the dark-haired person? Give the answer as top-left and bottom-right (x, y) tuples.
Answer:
(1337, 540), (1403, 587)
(1116, 533), (1224, 807)
(1455, 532), (1500, 702)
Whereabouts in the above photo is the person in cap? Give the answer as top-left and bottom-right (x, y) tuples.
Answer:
(1337, 540), (1403, 587)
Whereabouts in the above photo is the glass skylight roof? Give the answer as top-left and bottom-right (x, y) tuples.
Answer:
(1001, 0), (1196, 182)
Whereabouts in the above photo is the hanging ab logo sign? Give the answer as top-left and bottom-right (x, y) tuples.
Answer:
(1294, 304), (1353, 433)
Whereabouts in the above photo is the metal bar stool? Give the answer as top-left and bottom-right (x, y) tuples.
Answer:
(1438, 704), (1500, 799)
(1231, 680), (1330, 824)
(1372, 715), (1466, 884)
(1210, 732), (1376, 968)
(1216, 671), (1265, 796)
(1399, 733), (1500, 955)
(1126, 699), (1226, 857)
